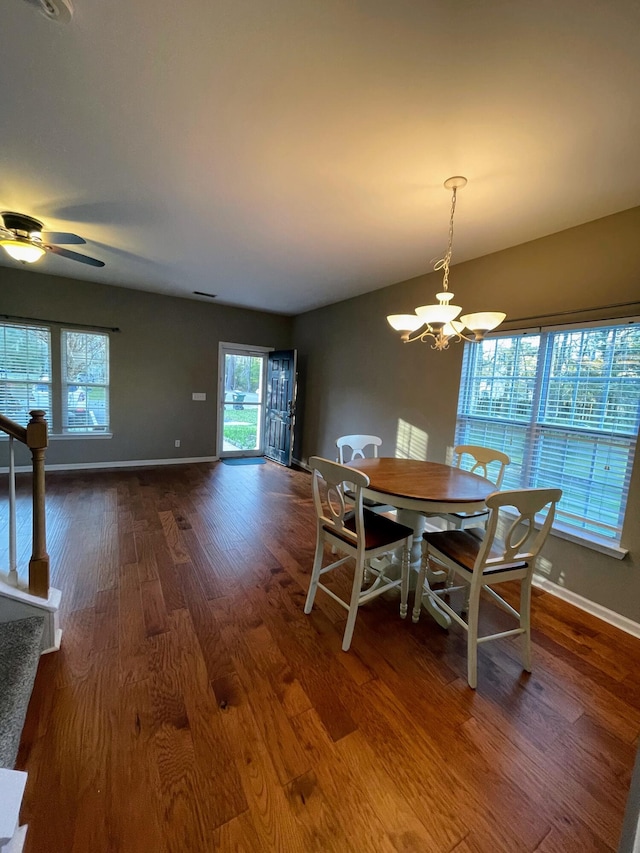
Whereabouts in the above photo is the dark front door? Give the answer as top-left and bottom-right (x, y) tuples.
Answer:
(264, 349), (297, 466)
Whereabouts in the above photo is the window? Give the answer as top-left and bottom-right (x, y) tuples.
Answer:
(0, 321), (110, 434)
(62, 330), (109, 433)
(0, 323), (52, 422)
(455, 321), (640, 547)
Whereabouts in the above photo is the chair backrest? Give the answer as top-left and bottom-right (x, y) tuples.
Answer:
(309, 455), (369, 547)
(336, 434), (383, 464)
(476, 487), (562, 571)
(454, 444), (511, 488)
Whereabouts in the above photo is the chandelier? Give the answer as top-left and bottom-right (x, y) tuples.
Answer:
(387, 176), (505, 350)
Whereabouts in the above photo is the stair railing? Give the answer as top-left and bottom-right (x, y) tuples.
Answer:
(0, 410), (49, 599)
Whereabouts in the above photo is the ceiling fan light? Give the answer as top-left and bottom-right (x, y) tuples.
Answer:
(387, 313), (423, 332)
(0, 239), (46, 263)
(459, 311), (507, 334)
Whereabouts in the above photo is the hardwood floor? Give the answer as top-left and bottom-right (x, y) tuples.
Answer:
(5, 461), (640, 851)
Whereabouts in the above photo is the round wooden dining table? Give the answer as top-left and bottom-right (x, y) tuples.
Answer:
(348, 457), (496, 627)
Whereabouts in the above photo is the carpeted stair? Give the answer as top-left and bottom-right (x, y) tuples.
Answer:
(0, 616), (44, 852)
(0, 617), (44, 770)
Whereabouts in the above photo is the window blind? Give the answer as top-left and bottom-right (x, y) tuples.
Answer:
(0, 323), (52, 424)
(455, 322), (640, 544)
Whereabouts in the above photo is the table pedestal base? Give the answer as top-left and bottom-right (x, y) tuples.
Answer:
(371, 508), (452, 628)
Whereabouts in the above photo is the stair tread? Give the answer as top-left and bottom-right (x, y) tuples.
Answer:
(0, 617), (44, 769)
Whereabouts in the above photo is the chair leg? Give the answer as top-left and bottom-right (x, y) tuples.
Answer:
(466, 578), (482, 689)
(341, 558), (365, 651)
(520, 578), (533, 673)
(400, 540), (410, 619)
(304, 535), (324, 615)
(412, 544), (429, 623)
(445, 518), (461, 592)
(461, 583), (471, 615)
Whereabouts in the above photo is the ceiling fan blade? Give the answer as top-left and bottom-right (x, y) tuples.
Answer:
(41, 231), (86, 245)
(46, 245), (105, 267)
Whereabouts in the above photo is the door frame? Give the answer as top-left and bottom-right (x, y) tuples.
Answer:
(217, 341), (273, 458)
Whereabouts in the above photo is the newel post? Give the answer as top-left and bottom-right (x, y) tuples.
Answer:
(26, 409), (49, 599)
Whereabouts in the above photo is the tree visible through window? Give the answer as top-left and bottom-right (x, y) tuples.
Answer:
(62, 330), (109, 432)
(455, 322), (640, 544)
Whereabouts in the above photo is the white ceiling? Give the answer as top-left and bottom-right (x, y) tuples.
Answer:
(2, 0), (640, 315)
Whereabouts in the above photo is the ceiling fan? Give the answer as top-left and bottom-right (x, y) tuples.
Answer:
(0, 211), (105, 268)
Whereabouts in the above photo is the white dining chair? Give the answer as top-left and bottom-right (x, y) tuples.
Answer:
(304, 456), (412, 651)
(440, 444), (511, 530)
(335, 434), (394, 514)
(413, 487), (562, 688)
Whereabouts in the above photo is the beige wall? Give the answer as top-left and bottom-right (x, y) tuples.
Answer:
(293, 206), (640, 622)
(0, 266), (292, 466)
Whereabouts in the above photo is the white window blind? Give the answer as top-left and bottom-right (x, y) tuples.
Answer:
(455, 321), (640, 544)
(0, 323), (52, 424)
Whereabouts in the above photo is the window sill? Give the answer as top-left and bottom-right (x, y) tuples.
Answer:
(1, 431), (112, 441)
(501, 507), (628, 560)
(50, 432), (113, 440)
(548, 522), (628, 560)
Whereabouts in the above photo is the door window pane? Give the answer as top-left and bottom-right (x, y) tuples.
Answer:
(224, 353), (264, 403)
(222, 403), (260, 451)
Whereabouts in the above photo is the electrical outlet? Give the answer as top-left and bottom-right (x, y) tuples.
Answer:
(175, 439), (181, 448)
(192, 392), (206, 401)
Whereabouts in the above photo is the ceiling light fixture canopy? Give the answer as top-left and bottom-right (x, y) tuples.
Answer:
(387, 176), (506, 350)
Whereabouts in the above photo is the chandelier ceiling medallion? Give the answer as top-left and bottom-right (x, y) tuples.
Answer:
(387, 176), (506, 350)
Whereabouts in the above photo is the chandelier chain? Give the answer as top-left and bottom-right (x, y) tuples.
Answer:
(441, 186), (457, 292)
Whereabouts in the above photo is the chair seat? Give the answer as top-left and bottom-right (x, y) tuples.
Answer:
(324, 508), (413, 551)
(423, 528), (527, 574)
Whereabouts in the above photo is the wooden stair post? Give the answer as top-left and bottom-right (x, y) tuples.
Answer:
(26, 410), (49, 599)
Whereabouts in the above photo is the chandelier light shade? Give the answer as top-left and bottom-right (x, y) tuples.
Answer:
(387, 176), (505, 350)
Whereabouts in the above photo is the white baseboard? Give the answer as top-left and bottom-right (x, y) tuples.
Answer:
(0, 456), (218, 474)
(533, 574), (640, 639)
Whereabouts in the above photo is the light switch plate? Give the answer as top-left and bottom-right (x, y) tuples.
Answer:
(192, 392), (206, 401)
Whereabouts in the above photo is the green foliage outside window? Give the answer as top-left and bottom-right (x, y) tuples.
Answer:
(223, 407), (258, 450)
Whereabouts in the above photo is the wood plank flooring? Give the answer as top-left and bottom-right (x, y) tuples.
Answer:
(4, 461), (640, 852)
